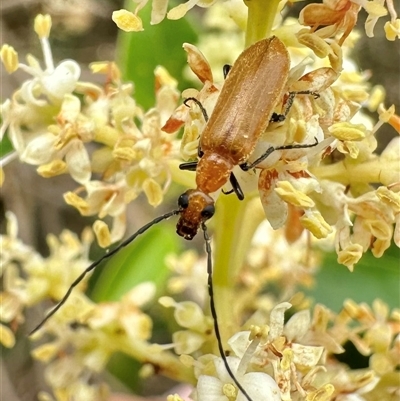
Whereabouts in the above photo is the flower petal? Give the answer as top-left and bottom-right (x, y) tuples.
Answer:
(258, 169), (288, 229)
(20, 132), (57, 165)
(237, 372), (281, 401)
(41, 60), (81, 99)
(183, 43), (213, 84)
(65, 140), (91, 183)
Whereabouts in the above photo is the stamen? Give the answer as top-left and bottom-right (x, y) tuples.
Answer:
(236, 335), (261, 378)
(0, 45), (19, 74)
(34, 14), (54, 72)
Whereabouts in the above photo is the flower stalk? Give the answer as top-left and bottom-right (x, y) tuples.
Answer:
(244, 0), (281, 46)
(212, 194), (265, 346)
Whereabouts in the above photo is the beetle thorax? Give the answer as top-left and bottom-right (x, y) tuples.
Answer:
(196, 152), (233, 194)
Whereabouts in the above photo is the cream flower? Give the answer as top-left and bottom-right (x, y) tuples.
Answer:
(1, 17), (182, 246)
(0, 212), (93, 352)
(0, 15), (81, 153)
(166, 249), (208, 302)
(299, 0), (398, 44)
(159, 296), (213, 354)
(112, 0), (220, 28)
(0, 14), (92, 187)
(196, 356), (281, 401)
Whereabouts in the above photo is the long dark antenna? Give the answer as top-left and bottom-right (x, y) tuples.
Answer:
(30, 209), (180, 335)
(201, 223), (253, 401)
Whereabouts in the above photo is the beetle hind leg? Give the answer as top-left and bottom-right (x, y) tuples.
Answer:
(270, 90), (321, 123)
(240, 137), (319, 172)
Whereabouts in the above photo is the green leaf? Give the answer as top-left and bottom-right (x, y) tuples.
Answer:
(116, 1), (198, 109)
(106, 352), (142, 393)
(90, 222), (180, 302)
(304, 242), (400, 311)
(90, 222), (180, 393)
(0, 135), (14, 158)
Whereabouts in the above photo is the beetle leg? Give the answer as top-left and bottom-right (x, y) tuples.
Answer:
(179, 161), (198, 171)
(221, 173), (244, 200)
(229, 173), (244, 200)
(270, 90), (320, 122)
(222, 188), (235, 195)
(284, 90), (320, 115)
(270, 112), (286, 123)
(240, 137), (319, 171)
(223, 64), (232, 79)
(183, 97), (209, 122)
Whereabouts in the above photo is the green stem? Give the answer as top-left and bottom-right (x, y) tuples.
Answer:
(310, 158), (400, 186)
(244, 0), (281, 46)
(211, 194), (265, 349)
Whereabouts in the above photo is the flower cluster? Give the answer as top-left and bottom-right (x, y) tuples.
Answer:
(1, 14), (181, 248)
(0, 212), (92, 349)
(112, 0), (400, 42)
(162, 3), (400, 270)
(0, 213), (191, 400)
(188, 299), (400, 401)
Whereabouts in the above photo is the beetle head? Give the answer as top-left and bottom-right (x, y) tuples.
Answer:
(176, 189), (215, 240)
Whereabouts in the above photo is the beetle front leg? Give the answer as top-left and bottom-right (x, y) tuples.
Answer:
(179, 161), (198, 171)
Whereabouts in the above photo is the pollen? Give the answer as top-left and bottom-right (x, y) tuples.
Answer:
(281, 348), (294, 370)
(143, 178), (163, 207)
(93, 220), (111, 248)
(297, 32), (332, 58)
(384, 19), (400, 40)
(329, 122), (367, 141)
(63, 192), (90, 215)
(112, 9), (143, 32)
(37, 160), (68, 178)
(34, 14), (52, 39)
(337, 243), (364, 271)
(112, 147), (137, 162)
(0, 325), (15, 348)
(300, 211), (333, 239)
(306, 384), (335, 401)
(222, 383), (237, 400)
(376, 186), (400, 212)
(275, 181), (315, 208)
(0, 44), (19, 74)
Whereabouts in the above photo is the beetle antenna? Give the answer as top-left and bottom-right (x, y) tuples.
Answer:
(201, 223), (254, 401)
(30, 209), (180, 336)
(183, 97), (209, 122)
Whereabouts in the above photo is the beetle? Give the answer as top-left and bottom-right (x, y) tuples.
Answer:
(176, 36), (320, 240)
(30, 36), (327, 401)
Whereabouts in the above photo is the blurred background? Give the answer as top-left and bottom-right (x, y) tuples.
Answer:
(1, 0), (399, 400)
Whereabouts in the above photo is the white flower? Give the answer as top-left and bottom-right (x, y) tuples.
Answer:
(196, 356), (280, 401)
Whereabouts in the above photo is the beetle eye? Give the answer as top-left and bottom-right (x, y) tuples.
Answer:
(201, 204), (215, 219)
(178, 193), (189, 209)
